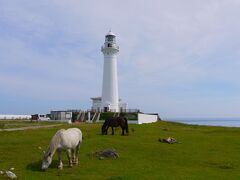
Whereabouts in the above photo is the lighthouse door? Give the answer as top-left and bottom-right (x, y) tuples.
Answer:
(104, 107), (108, 112)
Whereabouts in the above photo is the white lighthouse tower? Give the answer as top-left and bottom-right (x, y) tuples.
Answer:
(91, 31), (127, 113)
(101, 31), (119, 112)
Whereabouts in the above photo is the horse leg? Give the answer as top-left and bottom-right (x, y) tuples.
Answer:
(121, 126), (124, 136)
(66, 149), (73, 167)
(105, 126), (109, 135)
(71, 149), (76, 164)
(111, 126), (114, 135)
(57, 149), (63, 169)
(125, 118), (129, 135)
(75, 142), (81, 165)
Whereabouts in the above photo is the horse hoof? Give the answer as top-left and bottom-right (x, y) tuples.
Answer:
(72, 161), (78, 165)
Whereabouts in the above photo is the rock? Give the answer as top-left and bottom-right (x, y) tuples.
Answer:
(0, 171), (4, 175)
(10, 168), (14, 171)
(159, 137), (178, 144)
(99, 156), (105, 160)
(95, 149), (119, 159)
(5, 171), (17, 179)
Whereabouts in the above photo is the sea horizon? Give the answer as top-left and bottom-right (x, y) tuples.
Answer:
(165, 117), (240, 127)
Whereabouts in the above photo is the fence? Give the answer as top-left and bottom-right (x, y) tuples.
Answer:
(89, 109), (140, 113)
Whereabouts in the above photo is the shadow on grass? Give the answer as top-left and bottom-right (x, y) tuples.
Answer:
(207, 161), (236, 170)
(26, 160), (59, 172)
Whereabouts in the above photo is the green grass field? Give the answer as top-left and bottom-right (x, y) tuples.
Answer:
(1, 120), (240, 179)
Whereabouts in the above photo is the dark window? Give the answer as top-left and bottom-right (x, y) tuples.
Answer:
(104, 107), (108, 112)
(107, 36), (114, 42)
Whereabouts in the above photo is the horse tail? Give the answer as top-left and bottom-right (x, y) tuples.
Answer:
(124, 117), (129, 134)
(78, 129), (83, 144)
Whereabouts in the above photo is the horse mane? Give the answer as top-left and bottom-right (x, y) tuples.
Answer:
(45, 129), (64, 157)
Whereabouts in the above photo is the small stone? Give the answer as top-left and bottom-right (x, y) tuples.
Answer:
(95, 149), (119, 159)
(159, 137), (178, 144)
(10, 168), (14, 171)
(5, 171), (17, 179)
(0, 171), (4, 175)
(99, 156), (105, 160)
(38, 146), (42, 150)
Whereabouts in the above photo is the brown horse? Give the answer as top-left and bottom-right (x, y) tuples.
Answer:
(102, 117), (128, 136)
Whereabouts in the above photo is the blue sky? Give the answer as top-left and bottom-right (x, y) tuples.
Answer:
(0, 0), (240, 118)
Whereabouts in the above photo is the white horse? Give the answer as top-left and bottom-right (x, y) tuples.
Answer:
(42, 128), (82, 170)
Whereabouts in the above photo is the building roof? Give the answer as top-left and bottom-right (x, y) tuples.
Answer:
(91, 97), (102, 100)
(106, 30), (115, 36)
(91, 97), (123, 101)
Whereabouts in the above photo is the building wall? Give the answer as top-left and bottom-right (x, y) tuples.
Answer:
(137, 113), (158, 124)
(91, 98), (128, 112)
(51, 111), (72, 120)
(92, 100), (102, 111)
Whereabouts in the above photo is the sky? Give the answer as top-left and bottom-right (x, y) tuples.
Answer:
(0, 0), (240, 119)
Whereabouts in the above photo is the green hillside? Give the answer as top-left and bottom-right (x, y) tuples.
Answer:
(1, 121), (240, 179)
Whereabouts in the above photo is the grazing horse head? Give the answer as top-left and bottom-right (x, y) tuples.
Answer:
(42, 151), (53, 170)
(102, 119), (109, 135)
(41, 130), (63, 170)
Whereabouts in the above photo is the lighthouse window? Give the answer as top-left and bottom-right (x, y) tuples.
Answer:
(108, 43), (112, 47)
(107, 36), (113, 42)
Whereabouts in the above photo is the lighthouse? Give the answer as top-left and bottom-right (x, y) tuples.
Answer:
(91, 31), (127, 113)
(101, 31), (119, 112)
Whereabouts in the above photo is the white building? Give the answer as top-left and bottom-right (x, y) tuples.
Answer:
(91, 31), (128, 112)
(0, 114), (31, 120)
(91, 97), (128, 112)
(50, 111), (72, 121)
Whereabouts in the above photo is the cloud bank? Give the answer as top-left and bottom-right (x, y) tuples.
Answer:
(0, 0), (240, 118)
